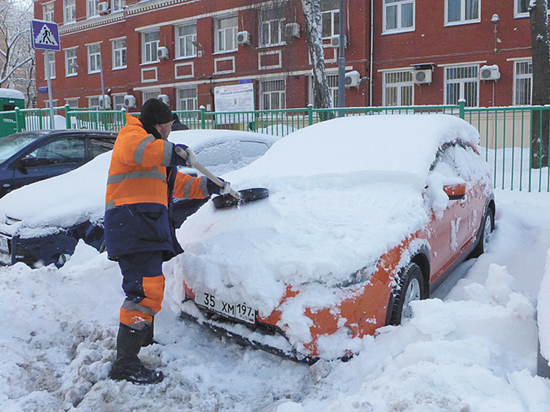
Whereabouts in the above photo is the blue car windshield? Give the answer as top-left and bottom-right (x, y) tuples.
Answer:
(0, 133), (41, 163)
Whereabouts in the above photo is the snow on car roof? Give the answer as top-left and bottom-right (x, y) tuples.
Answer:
(173, 114), (483, 318)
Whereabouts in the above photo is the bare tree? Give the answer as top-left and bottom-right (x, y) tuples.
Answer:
(0, 0), (35, 107)
(529, 0), (550, 168)
(301, 0), (334, 119)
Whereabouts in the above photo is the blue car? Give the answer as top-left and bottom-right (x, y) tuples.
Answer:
(0, 130), (117, 198)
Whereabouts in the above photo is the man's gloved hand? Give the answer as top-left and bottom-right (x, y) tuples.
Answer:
(206, 177), (231, 195)
(174, 144), (198, 168)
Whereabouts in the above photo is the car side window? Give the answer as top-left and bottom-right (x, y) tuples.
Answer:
(239, 141), (270, 160)
(89, 137), (115, 158)
(27, 137), (86, 165)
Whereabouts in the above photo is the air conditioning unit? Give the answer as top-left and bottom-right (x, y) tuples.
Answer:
(158, 94), (170, 106)
(330, 36), (346, 48)
(99, 95), (111, 110)
(237, 31), (251, 45)
(157, 46), (169, 60)
(285, 23), (300, 38)
(98, 1), (110, 14)
(480, 65), (500, 81)
(345, 71), (361, 88)
(413, 69), (432, 84)
(124, 95), (136, 108)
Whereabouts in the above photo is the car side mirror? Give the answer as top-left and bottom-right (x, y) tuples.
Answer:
(443, 183), (466, 200)
(16, 160), (28, 175)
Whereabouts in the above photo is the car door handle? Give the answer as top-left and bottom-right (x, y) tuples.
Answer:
(3, 184), (10, 188)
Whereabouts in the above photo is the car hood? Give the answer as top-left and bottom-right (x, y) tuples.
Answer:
(174, 115), (481, 317)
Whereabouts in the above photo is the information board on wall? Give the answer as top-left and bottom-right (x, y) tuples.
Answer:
(213, 83), (255, 125)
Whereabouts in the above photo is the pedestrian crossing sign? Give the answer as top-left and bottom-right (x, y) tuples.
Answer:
(31, 20), (60, 51)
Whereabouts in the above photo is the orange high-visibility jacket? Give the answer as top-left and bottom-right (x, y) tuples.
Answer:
(104, 114), (210, 259)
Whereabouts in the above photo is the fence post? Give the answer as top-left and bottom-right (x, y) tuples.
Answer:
(307, 104), (313, 126)
(14, 107), (24, 132)
(458, 99), (466, 119)
(200, 106), (206, 129)
(65, 104), (71, 129)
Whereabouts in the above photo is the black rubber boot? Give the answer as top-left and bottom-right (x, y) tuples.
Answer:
(142, 318), (156, 347)
(109, 324), (164, 384)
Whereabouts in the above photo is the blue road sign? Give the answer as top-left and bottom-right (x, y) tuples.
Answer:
(31, 20), (60, 51)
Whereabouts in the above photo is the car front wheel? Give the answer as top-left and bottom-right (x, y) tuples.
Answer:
(389, 262), (426, 326)
(469, 206), (494, 258)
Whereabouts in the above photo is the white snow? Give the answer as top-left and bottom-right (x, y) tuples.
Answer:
(1, 115), (550, 411)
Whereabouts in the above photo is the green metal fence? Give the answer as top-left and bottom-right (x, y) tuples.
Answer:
(1, 102), (549, 192)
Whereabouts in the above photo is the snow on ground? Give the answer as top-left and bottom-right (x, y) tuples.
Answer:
(0, 188), (549, 412)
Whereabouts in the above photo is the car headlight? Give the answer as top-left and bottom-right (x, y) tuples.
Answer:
(334, 260), (379, 288)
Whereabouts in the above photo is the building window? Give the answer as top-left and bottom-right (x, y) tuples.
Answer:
(43, 2), (55, 21)
(215, 16), (238, 53)
(112, 38), (127, 69)
(112, 0), (125, 12)
(260, 79), (286, 110)
(44, 51), (56, 79)
(143, 90), (160, 103)
(89, 96), (100, 108)
(176, 24), (197, 58)
(384, 0), (414, 33)
(177, 87), (198, 112)
(87, 0), (99, 18)
(444, 65), (479, 107)
(260, 7), (285, 46)
(321, 0), (340, 39)
(515, 0), (549, 17)
(64, 0), (76, 23)
(445, 0), (480, 25)
(142, 31), (159, 64)
(383, 70), (414, 106)
(65, 48), (78, 76)
(514, 60), (532, 105)
(88, 43), (102, 74)
(113, 95), (125, 110)
(66, 98), (79, 108)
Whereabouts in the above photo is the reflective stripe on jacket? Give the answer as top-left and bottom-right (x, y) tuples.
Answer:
(104, 113), (209, 260)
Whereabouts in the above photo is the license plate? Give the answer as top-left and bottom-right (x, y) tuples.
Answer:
(0, 236), (9, 254)
(195, 291), (256, 324)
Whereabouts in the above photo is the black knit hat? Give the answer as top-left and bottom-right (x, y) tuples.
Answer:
(139, 98), (173, 126)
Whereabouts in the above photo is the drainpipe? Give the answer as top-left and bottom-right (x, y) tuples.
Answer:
(369, 0), (374, 106)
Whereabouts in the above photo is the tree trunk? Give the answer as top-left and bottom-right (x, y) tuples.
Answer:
(529, 0), (550, 168)
(302, 0), (334, 120)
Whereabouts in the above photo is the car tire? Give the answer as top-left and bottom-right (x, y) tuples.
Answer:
(388, 262), (426, 326)
(469, 206), (494, 259)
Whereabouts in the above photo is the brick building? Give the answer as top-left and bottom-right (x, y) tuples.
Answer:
(33, 0), (540, 111)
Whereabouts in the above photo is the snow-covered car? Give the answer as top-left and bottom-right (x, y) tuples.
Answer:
(0, 129), (116, 198)
(0, 129), (280, 267)
(175, 114), (495, 363)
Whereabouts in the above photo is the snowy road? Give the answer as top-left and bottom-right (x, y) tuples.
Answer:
(1, 189), (550, 411)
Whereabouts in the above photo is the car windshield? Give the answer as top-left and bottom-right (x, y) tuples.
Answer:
(0, 133), (42, 163)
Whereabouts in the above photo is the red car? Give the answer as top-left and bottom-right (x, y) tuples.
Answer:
(175, 114), (495, 363)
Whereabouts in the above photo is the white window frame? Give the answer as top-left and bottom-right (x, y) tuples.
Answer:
(445, 0), (480, 26)
(64, 0), (76, 23)
(513, 59), (533, 106)
(176, 87), (198, 111)
(87, 0), (99, 18)
(382, 70), (414, 106)
(112, 0), (125, 12)
(43, 2), (55, 22)
(65, 98), (79, 108)
(113, 94), (125, 110)
(142, 90), (160, 104)
(321, 0), (340, 39)
(88, 43), (102, 74)
(176, 23), (197, 59)
(65, 47), (78, 77)
(383, 0), (415, 34)
(444, 64), (479, 107)
(259, 7), (286, 47)
(142, 30), (160, 64)
(515, 0), (549, 18)
(44, 51), (56, 80)
(260, 79), (286, 110)
(112, 37), (127, 69)
(215, 15), (238, 53)
(89, 96), (100, 108)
